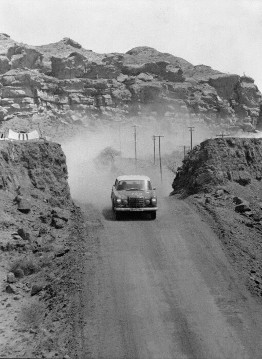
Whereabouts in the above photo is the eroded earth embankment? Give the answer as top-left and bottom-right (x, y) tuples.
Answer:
(172, 137), (262, 298)
(0, 141), (86, 358)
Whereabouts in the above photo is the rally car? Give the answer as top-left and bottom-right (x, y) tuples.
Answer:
(111, 175), (158, 220)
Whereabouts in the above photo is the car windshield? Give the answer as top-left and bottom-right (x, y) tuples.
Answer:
(116, 180), (152, 191)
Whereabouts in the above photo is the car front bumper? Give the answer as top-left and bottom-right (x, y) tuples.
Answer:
(114, 207), (158, 212)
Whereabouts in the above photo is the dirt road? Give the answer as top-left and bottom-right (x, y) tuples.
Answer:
(74, 192), (262, 359)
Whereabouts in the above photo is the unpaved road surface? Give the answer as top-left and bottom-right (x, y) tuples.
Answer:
(76, 195), (262, 359)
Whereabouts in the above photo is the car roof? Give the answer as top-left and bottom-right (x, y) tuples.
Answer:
(116, 175), (151, 181)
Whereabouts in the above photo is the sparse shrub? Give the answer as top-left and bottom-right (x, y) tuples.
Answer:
(94, 146), (121, 168)
(163, 149), (185, 174)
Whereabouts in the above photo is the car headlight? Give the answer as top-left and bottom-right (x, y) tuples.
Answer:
(151, 198), (157, 205)
(145, 199), (150, 205)
(116, 198), (122, 204)
(122, 199), (128, 205)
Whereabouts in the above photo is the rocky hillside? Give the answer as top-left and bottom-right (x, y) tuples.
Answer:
(0, 33), (261, 137)
(171, 138), (262, 300)
(172, 137), (262, 195)
(0, 141), (82, 357)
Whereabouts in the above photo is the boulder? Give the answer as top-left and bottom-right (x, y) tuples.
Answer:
(62, 37), (82, 48)
(214, 189), (224, 197)
(11, 103), (20, 110)
(0, 55), (10, 74)
(5, 284), (16, 294)
(233, 196), (246, 205)
(17, 198), (31, 213)
(235, 201), (251, 213)
(51, 217), (65, 229)
(252, 212), (262, 222)
(7, 272), (16, 283)
(236, 171), (252, 186)
(51, 207), (69, 221)
(39, 211), (52, 224)
(137, 73), (154, 82)
(17, 228), (32, 241)
(13, 268), (24, 278)
(55, 246), (70, 257)
(31, 283), (44, 296)
(117, 74), (128, 82)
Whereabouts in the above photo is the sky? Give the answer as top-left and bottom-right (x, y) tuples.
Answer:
(0, 0), (261, 90)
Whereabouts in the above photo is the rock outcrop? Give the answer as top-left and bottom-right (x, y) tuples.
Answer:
(0, 141), (71, 206)
(0, 34), (261, 134)
(172, 137), (262, 301)
(172, 137), (262, 195)
(0, 140), (78, 357)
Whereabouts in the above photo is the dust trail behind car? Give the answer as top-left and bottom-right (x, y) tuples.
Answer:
(61, 125), (179, 210)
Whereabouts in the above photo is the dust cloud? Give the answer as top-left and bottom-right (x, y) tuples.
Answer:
(61, 118), (214, 208)
(62, 116), (262, 209)
(61, 127), (118, 208)
(238, 131), (262, 139)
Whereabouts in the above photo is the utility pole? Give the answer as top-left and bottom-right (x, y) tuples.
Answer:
(37, 124), (43, 139)
(118, 124), (122, 156)
(216, 132), (229, 139)
(132, 125), (137, 164)
(154, 135), (164, 181)
(152, 135), (156, 165)
(188, 126), (195, 150)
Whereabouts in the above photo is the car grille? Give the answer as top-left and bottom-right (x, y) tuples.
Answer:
(128, 197), (145, 208)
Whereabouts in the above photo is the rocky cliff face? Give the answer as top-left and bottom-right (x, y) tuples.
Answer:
(172, 137), (262, 195)
(0, 33), (261, 135)
(0, 140), (79, 357)
(0, 141), (71, 206)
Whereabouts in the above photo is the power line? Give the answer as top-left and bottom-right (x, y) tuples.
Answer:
(188, 126), (195, 150)
(154, 135), (164, 181)
(118, 124), (122, 155)
(132, 125), (137, 163)
(152, 135), (156, 165)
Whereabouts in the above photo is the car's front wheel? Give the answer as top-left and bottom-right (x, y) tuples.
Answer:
(150, 211), (156, 220)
